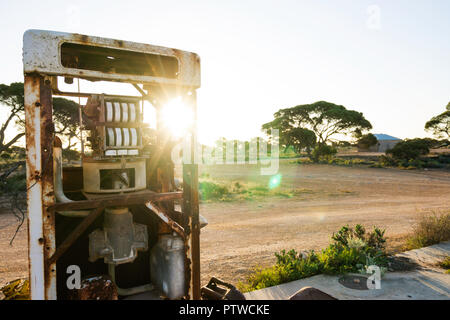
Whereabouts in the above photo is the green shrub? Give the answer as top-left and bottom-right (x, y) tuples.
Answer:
(386, 139), (430, 161)
(239, 224), (387, 292)
(357, 133), (378, 150)
(438, 256), (450, 271)
(405, 212), (450, 250)
(438, 154), (450, 164)
(62, 148), (81, 161)
(378, 155), (398, 167)
(199, 181), (230, 201)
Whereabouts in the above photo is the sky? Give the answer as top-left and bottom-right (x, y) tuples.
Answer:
(0, 0), (449, 145)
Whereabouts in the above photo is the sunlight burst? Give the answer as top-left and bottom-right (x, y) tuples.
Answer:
(160, 97), (194, 139)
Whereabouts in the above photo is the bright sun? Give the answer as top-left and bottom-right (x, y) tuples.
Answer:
(160, 97), (194, 139)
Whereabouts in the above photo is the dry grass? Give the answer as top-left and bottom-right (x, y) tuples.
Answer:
(405, 211), (450, 250)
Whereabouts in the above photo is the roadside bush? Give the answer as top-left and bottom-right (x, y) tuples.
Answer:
(62, 148), (81, 161)
(0, 161), (27, 195)
(357, 133), (378, 150)
(386, 139), (430, 161)
(238, 224), (387, 292)
(3, 173), (27, 194)
(438, 256), (450, 270)
(199, 181), (230, 201)
(311, 144), (337, 162)
(405, 212), (450, 250)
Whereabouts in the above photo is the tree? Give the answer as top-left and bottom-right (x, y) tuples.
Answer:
(262, 101), (372, 161)
(0, 83), (26, 153)
(357, 133), (378, 150)
(278, 127), (316, 156)
(425, 102), (450, 139)
(311, 144), (337, 162)
(0, 82), (81, 153)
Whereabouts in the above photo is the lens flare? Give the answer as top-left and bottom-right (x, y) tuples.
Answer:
(268, 174), (282, 189)
(161, 97), (193, 138)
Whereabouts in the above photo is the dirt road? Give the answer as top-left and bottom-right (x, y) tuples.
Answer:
(1, 163), (450, 288)
(199, 163), (450, 285)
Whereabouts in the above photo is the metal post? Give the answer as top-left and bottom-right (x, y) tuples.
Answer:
(24, 75), (56, 300)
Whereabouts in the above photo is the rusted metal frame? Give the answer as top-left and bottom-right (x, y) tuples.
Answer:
(183, 90), (200, 300)
(47, 191), (183, 213)
(92, 121), (147, 128)
(25, 74), (57, 300)
(142, 202), (185, 238)
(201, 287), (224, 300)
(47, 206), (105, 266)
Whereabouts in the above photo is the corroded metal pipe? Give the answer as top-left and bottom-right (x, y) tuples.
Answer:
(108, 264), (154, 296)
(53, 145), (91, 217)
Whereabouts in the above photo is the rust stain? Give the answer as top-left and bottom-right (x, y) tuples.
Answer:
(39, 76), (56, 298)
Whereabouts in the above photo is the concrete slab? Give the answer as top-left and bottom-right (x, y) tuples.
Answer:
(244, 241), (450, 300)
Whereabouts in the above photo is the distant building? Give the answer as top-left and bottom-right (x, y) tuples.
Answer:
(359, 134), (402, 152)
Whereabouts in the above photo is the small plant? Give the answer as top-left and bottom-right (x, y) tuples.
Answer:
(386, 139), (430, 161)
(200, 172), (210, 179)
(438, 256), (450, 274)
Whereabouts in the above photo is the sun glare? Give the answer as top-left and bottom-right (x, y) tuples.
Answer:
(161, 97), (194, 139)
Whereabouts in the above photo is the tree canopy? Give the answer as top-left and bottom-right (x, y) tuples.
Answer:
(386, 138), (431, 161)
(262, 101), (372, 158)
(425, 102), (450, 139)
(0, 83), (26, 153)
(0, 82), (81, 153)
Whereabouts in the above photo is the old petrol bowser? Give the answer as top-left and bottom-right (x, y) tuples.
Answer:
(23, 30), (203, 300)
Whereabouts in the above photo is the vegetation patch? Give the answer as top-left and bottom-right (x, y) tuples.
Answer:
(238, 224), (387, 292)
(405, 211), (450, 250)
(198, 179), (310, 202)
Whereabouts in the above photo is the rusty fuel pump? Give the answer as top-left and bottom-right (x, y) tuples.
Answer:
(22, 30), (203, 300)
